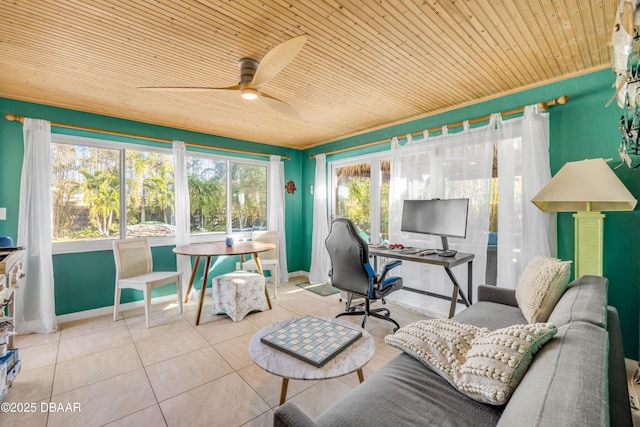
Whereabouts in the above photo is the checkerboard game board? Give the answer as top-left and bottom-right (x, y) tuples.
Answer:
(260, 316), (362, 367)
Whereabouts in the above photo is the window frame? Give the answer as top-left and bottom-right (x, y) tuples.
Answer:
(51, 133), (269, 254)
(185, 150), (269, 243)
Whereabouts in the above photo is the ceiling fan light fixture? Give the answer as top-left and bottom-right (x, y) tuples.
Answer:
(241, 87), (259, 100)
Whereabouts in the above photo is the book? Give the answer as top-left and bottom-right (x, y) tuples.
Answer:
(260, 316), (362, 367)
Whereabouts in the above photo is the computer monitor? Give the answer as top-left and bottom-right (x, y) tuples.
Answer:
(400, 198), (469, 257)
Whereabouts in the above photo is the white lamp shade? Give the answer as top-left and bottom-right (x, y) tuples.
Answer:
(532, 158), (637, 212)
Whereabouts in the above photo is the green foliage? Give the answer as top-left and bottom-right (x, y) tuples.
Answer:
(231, 163), (267, 230)
(78, 167), (120, 237)
(52, 144), (267, 240)
(337, 175), (371, 236)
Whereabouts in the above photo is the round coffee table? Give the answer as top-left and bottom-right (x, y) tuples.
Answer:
(249, 315), (375, 405)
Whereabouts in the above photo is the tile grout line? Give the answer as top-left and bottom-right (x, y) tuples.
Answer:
(126, 310), (169, 427)
(9, 280), (430, 426)
(44, 327), (64, 426)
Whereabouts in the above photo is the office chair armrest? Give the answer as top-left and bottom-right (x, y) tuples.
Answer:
(378, 260), (402, 283)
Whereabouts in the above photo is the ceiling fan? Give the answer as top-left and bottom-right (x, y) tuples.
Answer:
(139, 35), (308, 119)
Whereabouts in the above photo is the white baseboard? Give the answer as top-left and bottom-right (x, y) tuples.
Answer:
(55, 288), (213, 324)
(287, 270), (309, 278)
(56, 271), (311, 324)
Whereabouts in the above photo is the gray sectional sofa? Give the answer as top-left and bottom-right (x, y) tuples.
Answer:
(274, 276), (632, 426)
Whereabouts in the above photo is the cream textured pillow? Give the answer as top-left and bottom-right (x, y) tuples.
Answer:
(384, 319), (484, 383)
(515, 255), (571, 323)
(457, 322), (558, 405)
(385, 320), (557, 406)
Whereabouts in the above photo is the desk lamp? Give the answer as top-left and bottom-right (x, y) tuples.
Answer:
(531, 158), (637, 277)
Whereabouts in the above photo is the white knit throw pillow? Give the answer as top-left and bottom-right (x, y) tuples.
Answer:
(515, 255), (571, 323)
(457, 323), (557, 405)
(385, 320), (557, 405)
(384, 319), (483, 383)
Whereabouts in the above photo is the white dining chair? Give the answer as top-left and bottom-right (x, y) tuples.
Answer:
(242, 230), (279, 298)
(112, 238), (183, 328)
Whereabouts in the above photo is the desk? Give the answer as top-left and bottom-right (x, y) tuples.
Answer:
(368, 247), (474, 318)
(173, 241), (275, 325)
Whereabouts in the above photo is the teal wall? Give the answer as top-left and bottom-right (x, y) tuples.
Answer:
(302, 69), (640, 359)
(0, 98), (304, 315)
(2, 69), (640, 358)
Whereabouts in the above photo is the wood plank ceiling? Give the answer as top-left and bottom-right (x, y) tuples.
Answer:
(0, 0), (615, 149)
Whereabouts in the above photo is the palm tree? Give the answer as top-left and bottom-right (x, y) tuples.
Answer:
(127, 151), (150, 223)
(145, 175), (174, 223)
(78, 168), (120, 236)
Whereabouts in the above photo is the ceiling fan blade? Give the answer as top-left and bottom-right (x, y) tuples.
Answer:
(250, 35), (308, 88)
(138, 85), (241, 92)
(260, 93), (300, 120)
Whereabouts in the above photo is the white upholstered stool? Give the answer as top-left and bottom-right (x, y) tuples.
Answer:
(212, 271), (269, 322)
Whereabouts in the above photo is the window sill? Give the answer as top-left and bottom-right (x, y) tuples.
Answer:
(51, 231), (253, 255)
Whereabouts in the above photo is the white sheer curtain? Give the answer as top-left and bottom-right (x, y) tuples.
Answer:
(172, 141), (192, 299)
(16, 118), (57, 334)
(309, 154), (331, 283)
(268, 155), (289, 282)
(387, 122), (494, 315)
(496, 105), (554, 288)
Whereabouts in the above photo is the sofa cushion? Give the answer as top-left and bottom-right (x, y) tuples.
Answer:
(454, 301), (527, 330)
(385, 320), (557, 405)
(497, 321), (608, 427)
(547, 275), (608, 328)
(314, 352), (504, 427)
(516, 255), (571, 323)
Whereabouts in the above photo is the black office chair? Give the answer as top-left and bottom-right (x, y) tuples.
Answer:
(325, 218), (403, 331)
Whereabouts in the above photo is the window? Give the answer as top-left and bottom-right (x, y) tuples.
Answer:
(51, 136), (176, 247)
(186, 154), (267, 234)
(231, 163), (267, 232)
(187, 157), (227, 233)
(330, 155), (390, 244)
(52, 143), (121, 241)
(51, 134), (269, 253)
(125, 150), (176, 237)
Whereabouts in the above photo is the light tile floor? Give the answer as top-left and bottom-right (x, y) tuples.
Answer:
(1, 277), (426, 427)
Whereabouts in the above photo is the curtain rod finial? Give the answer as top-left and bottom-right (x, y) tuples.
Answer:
(539, 95), (569, 110)
(5, 113), (19, 122)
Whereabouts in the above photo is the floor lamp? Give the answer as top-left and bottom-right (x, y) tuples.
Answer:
(531, 158), (637, 277)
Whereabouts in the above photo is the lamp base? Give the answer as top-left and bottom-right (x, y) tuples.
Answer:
(573, 211), (604, 277)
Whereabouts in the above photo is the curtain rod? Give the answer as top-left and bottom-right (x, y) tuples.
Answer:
(3, 114), (290, 161)
(309, 96), (568, 159)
